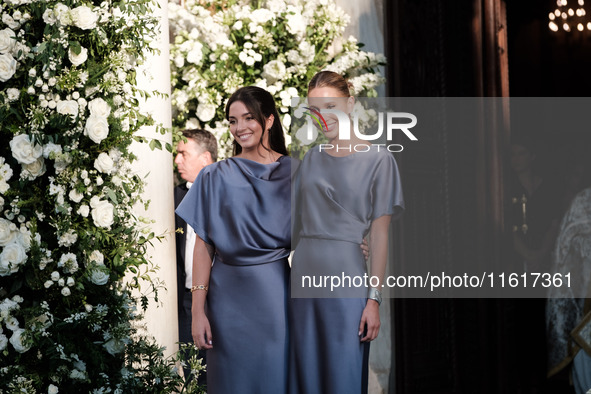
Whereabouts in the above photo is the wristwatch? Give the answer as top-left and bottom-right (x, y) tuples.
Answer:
(368, 287), (382, 305)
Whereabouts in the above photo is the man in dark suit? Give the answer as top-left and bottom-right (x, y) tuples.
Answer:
(174, 128), (217, 384)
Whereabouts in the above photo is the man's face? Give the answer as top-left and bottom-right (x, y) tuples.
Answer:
(174, 139), (210, 183)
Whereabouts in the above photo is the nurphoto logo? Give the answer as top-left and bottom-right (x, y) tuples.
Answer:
(295, 100), (419, 153)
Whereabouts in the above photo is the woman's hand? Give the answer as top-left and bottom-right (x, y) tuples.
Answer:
(192, 311), (213, 350)
(359, 300), (380, 342)
(360, 238), (370, 260)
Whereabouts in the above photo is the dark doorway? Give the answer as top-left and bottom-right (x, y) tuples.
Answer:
(385, 0), (591, 393)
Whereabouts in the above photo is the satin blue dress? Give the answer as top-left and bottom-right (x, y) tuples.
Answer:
(289, 146), (403, 394)
(176, 155), (293, 394)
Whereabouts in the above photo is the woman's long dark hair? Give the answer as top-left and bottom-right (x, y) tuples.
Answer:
(225, 86), (288, 157)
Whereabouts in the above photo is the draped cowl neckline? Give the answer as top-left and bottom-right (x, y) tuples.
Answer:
(228, 155), (288, 181)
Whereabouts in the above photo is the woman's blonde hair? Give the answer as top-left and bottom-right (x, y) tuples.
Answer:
(307, 71), (352, 97)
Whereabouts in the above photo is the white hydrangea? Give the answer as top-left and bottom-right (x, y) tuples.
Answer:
(42, 142), (62, 159)
(58, 252), (79, 274)
(58, 229), (78, 247)
(0, 157), (13, 194)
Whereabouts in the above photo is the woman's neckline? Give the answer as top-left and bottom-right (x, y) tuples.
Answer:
(231, 155), (286, 165)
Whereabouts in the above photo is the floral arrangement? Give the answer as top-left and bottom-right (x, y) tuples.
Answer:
(168, 0), (386, 158)
(0, 0), (196, 392)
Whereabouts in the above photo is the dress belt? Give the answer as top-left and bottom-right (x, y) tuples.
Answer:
(299, 234), (361, 244)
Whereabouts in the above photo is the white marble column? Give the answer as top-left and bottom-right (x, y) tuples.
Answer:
(129, 0), (177, 358)
(335, 1), (390, 393)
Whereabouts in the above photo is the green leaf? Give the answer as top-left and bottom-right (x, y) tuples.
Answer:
(69, 41), (82, 55)
(107, 189), (118, 204)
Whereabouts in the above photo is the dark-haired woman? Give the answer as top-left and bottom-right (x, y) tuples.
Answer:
(289, 71), (404, 394)
(176, 86), (292, 393)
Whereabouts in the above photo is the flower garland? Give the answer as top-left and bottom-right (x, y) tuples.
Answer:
(168, 0), (386, 158)
(0, 1), (195, 392)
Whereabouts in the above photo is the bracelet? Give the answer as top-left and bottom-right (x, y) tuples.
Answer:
(368, 287), (382, 305)
(190, 285), (208, 292)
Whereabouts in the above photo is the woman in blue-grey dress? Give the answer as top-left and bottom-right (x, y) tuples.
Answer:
(289, 71), (404, 394)
(176, 86), (292, 394)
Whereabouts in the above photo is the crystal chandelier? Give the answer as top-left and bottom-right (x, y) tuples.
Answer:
(548, 0), (590, 32)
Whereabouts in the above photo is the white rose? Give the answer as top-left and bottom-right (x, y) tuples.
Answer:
(0, 242), (27, 274)
(61, 287), (71, 296)
(48, 384), (59, 394)
(70, 6), (98, 30)
(6, 87), (19, 102)
(51, 271), (60, 281)
(5, 316), (19, 330)
(91, 200), (114, 228)
(262, 60), (286, 84)
(0, 28), (16, 54)
(89, 268), (109, 285)
(42, 9), (57, 25)
(66, 277), (75, 286)
(89, 250), (104, 265)
(1, 14), (19, 31)
(0, 53), (17, 82)
(0, 218), (16, 246)
(22, 157), (46, 179)
(18, 227), (32, 251)
(56, 100), (79, 119)
(10, 134), (43, 165)
(77, 205), (89, 217)
(88, 97), (111, 118)
(0, 334), (7, 351)
(55, 3), (71, 26)
(103, 338), (125, 355)
(196, 103), (216, 122)
(44, 280), (53, 288)
(85, 115), (109, 144)
(89, 195), (100, 208)
(69, 189), (84, 203)
(93, 152), (114, 174)
(68, 46), (88, 67)
(9, 328), (30, 353)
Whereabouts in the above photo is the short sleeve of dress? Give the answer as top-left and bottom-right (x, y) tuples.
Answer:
(370, 152), (405, 221)
(175, 167), (213, 246)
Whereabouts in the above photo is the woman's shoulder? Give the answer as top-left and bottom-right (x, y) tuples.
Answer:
(193, 158), (237, 184)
